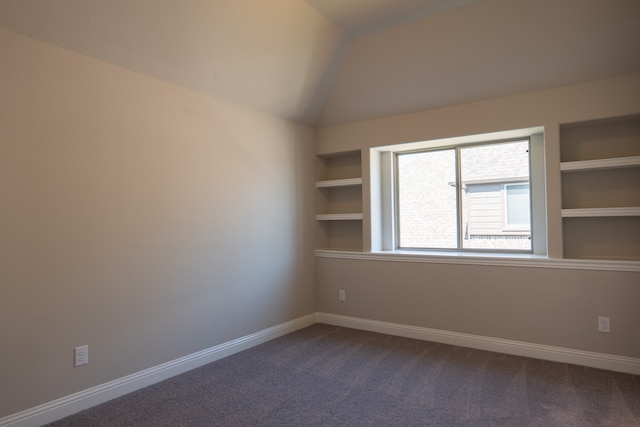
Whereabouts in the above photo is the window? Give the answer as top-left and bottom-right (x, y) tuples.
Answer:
(397, 149), (458, 249)
(504, 183), (530, 228)
(372, 127), (547, 256)
(397, 139), (531, 252)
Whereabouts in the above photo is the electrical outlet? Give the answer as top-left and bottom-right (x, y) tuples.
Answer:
(75, 345), (89, 367)
(598, 316), (610, 333)
(338, 290), (346, 301)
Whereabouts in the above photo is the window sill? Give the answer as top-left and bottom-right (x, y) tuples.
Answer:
(314, 249), (640, 272)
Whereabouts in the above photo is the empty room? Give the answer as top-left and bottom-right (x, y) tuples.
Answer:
(1, 0), (639, 426)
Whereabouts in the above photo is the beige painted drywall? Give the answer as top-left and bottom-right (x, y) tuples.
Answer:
(318, 0), (640, 126)
(317, 258), (640, 357)
(0, 0), (348, 125)
(0, 28), (316, 417)
(315, 72), (640, 359)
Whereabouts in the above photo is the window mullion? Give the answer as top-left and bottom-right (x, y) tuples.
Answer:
(455, 147), (463, 250)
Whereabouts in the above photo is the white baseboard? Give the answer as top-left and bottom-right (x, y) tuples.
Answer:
(0, 314), (316, 427)
(316, 312), (640, 376)
(4, 312), (639, 427)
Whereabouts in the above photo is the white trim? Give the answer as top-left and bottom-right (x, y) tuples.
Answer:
(314, 249), (640, 272)
(560, 156), (640, 172)
(315, 313), (640, 375)
(316, 178), (363, 187)
(316, 213), (363, 221)
(561, 207), (640, 217)
(0, 315), (316, 427)
(374, 126), (544, 152)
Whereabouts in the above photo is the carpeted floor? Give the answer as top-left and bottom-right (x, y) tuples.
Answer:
(48, 324), (640, 426)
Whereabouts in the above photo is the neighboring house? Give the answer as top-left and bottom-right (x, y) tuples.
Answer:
(462, 140), (531, 250)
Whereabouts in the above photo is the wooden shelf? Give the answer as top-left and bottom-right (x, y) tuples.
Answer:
(560, 156), (640, 172)
(316, 177), (363, 188)
(316, 213), (363, 221)
(561, 207), (640, 218)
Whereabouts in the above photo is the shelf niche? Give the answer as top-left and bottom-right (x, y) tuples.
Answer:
(560, 115), (640, 261)
(316, 151), (363, 251)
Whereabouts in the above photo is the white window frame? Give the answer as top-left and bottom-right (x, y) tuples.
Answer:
(371, 127), (547, 257)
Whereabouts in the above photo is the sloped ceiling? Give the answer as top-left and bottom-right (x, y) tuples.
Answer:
(0, 0), (347, 125)
(317, 0), (640, 126)
(304, 0), (478, 37)
(1, 0), (639, 127)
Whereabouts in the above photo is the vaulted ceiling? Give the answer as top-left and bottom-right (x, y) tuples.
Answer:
(305, 0), (478, 37)
(1, 0), (639, 127)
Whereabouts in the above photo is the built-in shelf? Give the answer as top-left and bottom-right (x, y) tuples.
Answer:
(559, 115), (640, 261)
(561, 207), (640, 217)
(316, 177), (363, 188)
(316, 151), (364, 251)
(316, 213), (364, 221)
(560, 156), (640, 172)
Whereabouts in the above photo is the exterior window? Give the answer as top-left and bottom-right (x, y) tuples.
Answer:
(396, 139), (532, 252)
(505, 183), (531, 228)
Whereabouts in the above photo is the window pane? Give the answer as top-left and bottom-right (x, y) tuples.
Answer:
(460, 141), (531, 251)
(506, 184), (530, 226)
(397, 149), (457, 249)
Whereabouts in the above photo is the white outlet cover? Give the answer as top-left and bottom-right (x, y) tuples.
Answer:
(597, 316), (610, 333)
(75, 345), (89, 366)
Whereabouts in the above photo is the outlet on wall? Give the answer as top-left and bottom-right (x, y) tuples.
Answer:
(597, 316), (610, 333)
(75, 345), (89, 367)
(338, 290), (346, 301)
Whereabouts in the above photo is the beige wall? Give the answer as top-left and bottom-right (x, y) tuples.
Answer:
(317, 258), (640, 357)
(0, 29), (316, 417)
(316, 73), (640, 358)
(318, 0), (640, 126)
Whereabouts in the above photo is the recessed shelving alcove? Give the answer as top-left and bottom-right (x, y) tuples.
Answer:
(315, 151), (363, 251)
(560, 115), (640, 261)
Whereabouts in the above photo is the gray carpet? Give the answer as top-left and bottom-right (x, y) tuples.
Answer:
(48, 324), (640, 426)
